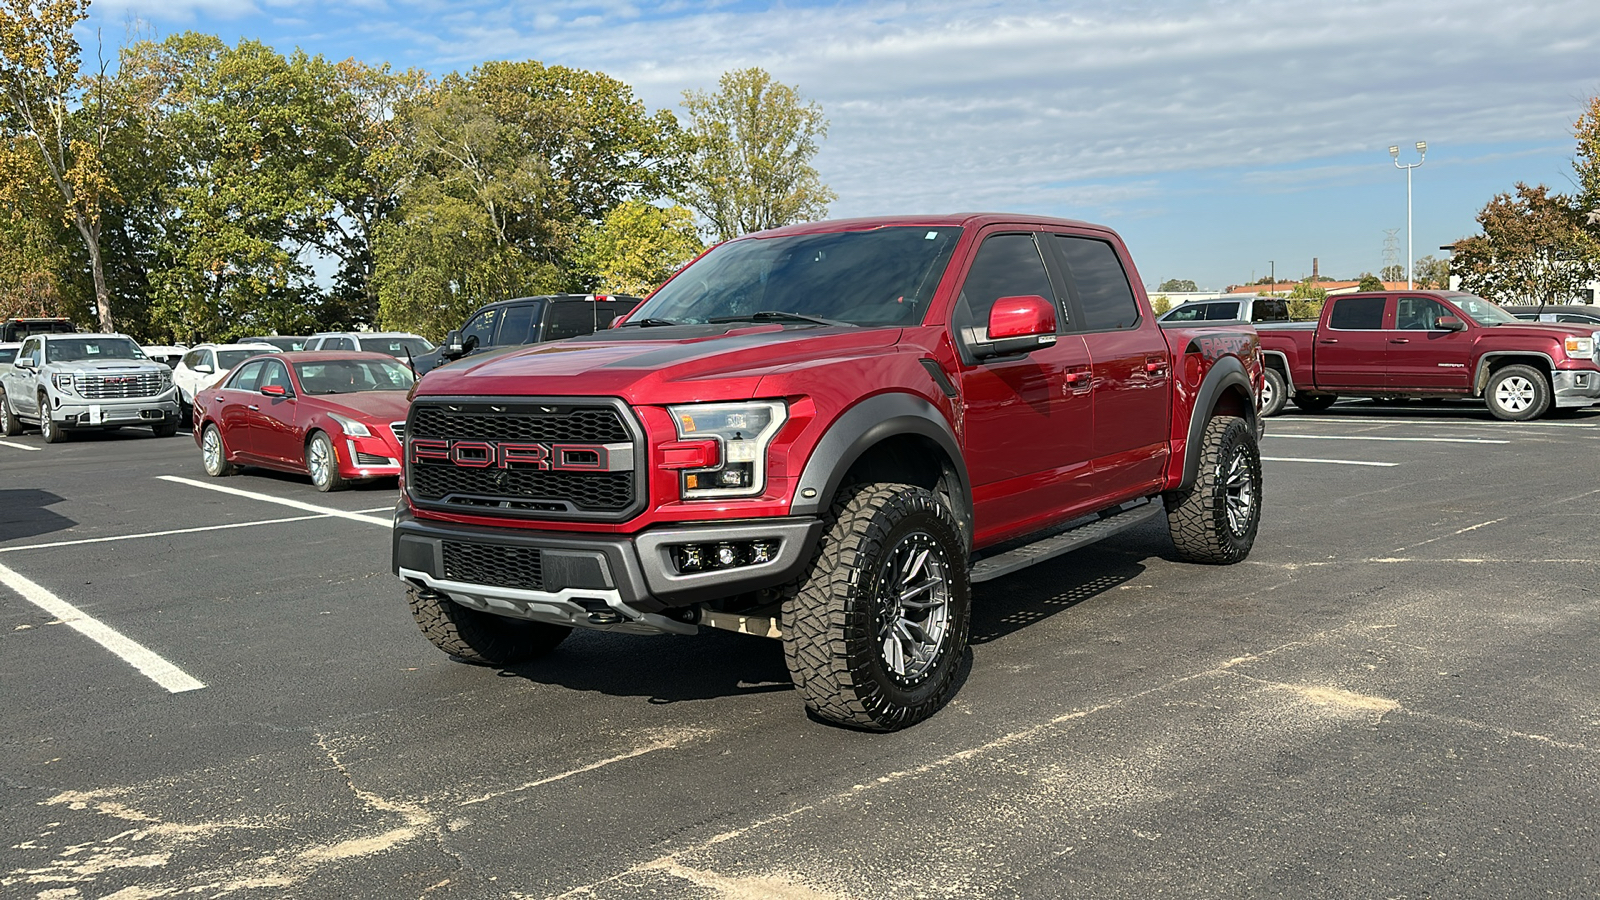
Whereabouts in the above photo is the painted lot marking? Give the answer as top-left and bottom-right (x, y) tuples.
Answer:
(1266, 434), (1508, 445)
(0, 508), (393, 555)
(1, 438), (40, 451)
(1280, 416), (1597, 429)
(0, 560), (205, 693)
(157, 475), (393, 527)
(1262, 456), (1399, 467)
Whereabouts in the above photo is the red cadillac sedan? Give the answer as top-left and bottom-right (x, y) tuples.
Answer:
(191, 351), (414, 491)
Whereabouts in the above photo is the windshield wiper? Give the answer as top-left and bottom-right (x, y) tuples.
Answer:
(615, 317), (684, 328)
(708, 310), (856, 327)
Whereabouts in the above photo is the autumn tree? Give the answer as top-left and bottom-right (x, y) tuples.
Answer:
(1412, 254), (1449, 289)
(572, 201), (703, 297)
(1575, 94), (1600, 250)
(676, 67), (834, 241)
(1451, 182), (1597, 305)
(0, 0), (120, 330)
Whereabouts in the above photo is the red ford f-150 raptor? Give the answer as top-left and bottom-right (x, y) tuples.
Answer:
(1255, 290), (1600, 420)
(393, 214), (1266, 730)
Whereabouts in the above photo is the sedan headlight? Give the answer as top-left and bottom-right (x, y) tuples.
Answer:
(52, 373), (76, 395)
(327, 412), (372, 437)
(1565, 335), (1597, 360)
(665, 401), (787, 499)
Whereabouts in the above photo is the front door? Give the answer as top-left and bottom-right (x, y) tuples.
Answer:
(213, 359), (266, 458)
(1314, 295), (1390, 389)
(4, 338), (41, 418)
(953, 230), (1096, 547)
(248, 359), (304, 465)
(1385, 295), (1473, 392)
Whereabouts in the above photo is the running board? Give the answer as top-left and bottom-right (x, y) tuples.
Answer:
(969, 497), (1163, 584)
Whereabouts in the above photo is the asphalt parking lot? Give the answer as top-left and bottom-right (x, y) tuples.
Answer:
(3, 402), (1598, 899)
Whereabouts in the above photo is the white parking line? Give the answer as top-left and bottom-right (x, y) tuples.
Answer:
(0, 561), (206, 693)
(157, 476), (393, 527)
(1266, 434), (1508, 445)
(0, 439), (40, 451)
(1281, 416), (1597, 429)
(0, 513), (339, 554)
(1261, 456), (1399, 467)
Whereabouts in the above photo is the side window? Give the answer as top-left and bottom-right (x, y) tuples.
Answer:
(495, 303), (539, 345)
(955, 233), (1059, 337)
(335, 337), (357, 351)
(1253, 299), (1290, 322)
(260, 360), (291, 391)
(181, 350), (202, 369)
(1054, 236), (1140, 331)
(228, 359), (267, 391)
(203, 350), (217, 370)
(1206, 303), (1241, 321)
(1328, 296), (1386, 330)
(461, 309), (499, 346)
(594, 301), (633, 328)
(1163, 306), (1204, 322)
(1396, 297), (1451, 330)
(543, 302), (597, 342)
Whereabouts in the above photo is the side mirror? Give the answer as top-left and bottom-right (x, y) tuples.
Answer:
(442, 330), (477, 360)
(260, 384), (289, 398)
(609, 315), (627, 329)
(974, 295), (1058, 360)
(1435, 315), (1466, 331)
(17, 354), (37, 370)
(194, 363), (213, 374)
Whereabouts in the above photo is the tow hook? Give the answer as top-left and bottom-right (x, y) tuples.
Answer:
(693, 607), (783, 639)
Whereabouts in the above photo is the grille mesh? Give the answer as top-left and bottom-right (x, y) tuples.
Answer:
(443, 541), (543, 590)
(410, 406), (627, 443)
(410, 466), (632, 511)
(77, 373), (166, 399)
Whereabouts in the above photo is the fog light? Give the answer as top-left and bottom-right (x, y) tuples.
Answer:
(750, 541), (774, 564)
(679, 545), (704, 572)
(715, 544), (738, 567)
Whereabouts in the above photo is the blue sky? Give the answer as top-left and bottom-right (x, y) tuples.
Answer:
(85, 0), (1600, 291)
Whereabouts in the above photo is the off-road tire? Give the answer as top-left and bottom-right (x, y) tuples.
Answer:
(39, 396), (66, 443)
(1260, 368), (1288, 417)
(781, 483), (971, 732)
(408, 586), (570, 665)
(1165, 415), (1261, 564)
(201, 424), (237, 476)
(1292, 392), (1337, 413)
(0, 391), (21, 437)
(307, 431), (347, 492)
(1484, 364), (1550, 421)
(151, 420), (179, 438)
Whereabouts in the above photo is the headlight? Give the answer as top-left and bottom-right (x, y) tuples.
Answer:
(665, 401), (787, 499)
(1564, 335), (1596, 360)
(327, 412), (372, 437)
(52, 373), (76, 394)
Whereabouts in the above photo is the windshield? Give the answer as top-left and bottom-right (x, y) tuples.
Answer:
(217, 348), (273, 370)
(361, 336), (434, 357)
(630, 226), (964, 326)
(46, 337), (144, 362)
(1451, 294), (1521, 326)
(246, 336), (306, 351)
(294, 358), (417, 395)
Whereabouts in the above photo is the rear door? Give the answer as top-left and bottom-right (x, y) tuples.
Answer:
(1313, 295), (1390, 389)
(1386, 295), (1472, 392)
(1050, 233), (1171, 500)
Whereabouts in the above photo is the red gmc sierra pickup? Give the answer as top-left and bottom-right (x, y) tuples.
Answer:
(393, 213), (1265, 730)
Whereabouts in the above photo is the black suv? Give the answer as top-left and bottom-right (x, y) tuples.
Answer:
(423, 294), (640, 372)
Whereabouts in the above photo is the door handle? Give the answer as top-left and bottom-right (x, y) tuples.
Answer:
(1064, 366), (1093, 393)
(247, 405), (260, 411)
(1318, 339), (1339, 344)
(1389, 338), (1410, 344)
(1145, 356), (1169, 376)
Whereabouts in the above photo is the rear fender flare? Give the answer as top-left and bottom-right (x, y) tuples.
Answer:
(1179, 355), (1257, 492)
(1260, 349), (1295, 393)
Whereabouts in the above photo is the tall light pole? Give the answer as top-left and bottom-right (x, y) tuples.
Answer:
(1269, 260), (1275, 292)
(1389, 141), (1427, 288)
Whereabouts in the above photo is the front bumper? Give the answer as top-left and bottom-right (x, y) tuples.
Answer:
(1551, 368), (1600, 408)
(392, 508), (823, 636)
(54, 394), (180, 427)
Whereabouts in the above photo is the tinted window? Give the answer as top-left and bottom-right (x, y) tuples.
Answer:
(1253, 299), (1290, 322)
(1205, 302), (1242, 320)
(1162, 306), (1205, 322)
(0, 347), (16, 365)
(294, 358), (416, 394)
(359, 336), (433, 358)
(1328, 296), (1386, 330)
(544, 302), (599, 341)
(955, 233), (1059, 336)
(1396, 296), (1452, 331)
(217, 348), (271, 370)
(461, 309), (499, 347)
(494, 303), (538, 345)
(1054, 236), (1139, 330)
(228, 359), (267, 391)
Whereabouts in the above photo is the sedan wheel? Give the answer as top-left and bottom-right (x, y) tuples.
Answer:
(201, 425), (236, 476)
(308, 432), (347, 492)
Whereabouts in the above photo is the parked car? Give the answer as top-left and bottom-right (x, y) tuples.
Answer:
(1158, 295), (1292, 324)
(0, 342), (19, 367)
(422, 293), (640, 373)
(1, 317), (76, 343)
(192, 351), (415, 491)
(239, 335), (311, 352)
(171, 343), (278, 421)
(303, 332), (435, 367)
(1256, 291), (1600, 420)
(141, 344), (189, 370)
(1503, 304), (1600, 326)
(0, 333), (181, 441)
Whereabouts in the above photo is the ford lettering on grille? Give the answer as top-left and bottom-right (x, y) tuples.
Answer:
(410, 439), (624, 471)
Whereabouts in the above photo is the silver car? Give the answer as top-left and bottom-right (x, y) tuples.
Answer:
(0, 334), (181, 442)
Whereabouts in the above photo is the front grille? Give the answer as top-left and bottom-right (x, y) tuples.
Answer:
(77, 372), (166, 399)
(355, 451), (394, 466)
(406, 400), (641, 521)
(443, 540), (543, 591)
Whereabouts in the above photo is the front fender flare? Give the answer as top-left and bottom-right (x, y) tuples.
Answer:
(1178, 355), (1257, 492)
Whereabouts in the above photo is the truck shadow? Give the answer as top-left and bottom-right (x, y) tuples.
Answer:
(969, 524), (1159, 645)
(0, 489), (78, 544)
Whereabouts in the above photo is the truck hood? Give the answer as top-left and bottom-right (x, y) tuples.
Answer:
(1480, 321), (1600, 339)
(415, 324), (904, 403)
(53, 359), (167, 375)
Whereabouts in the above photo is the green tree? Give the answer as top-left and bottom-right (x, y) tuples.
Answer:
(1149, 293), (1172, 315)
(1450, 182), (1597, 304)
(1413, 255), (1449, 289)
(1287, 279), (1326, 321)
(1157, 278), (1197, 292)
(0, 0), (119, 330)
(1356, 273), (1384, 292)
(676, 67), (834, 241)
(572, 200), (703, 297)
(1380, 264), (1403, 282)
